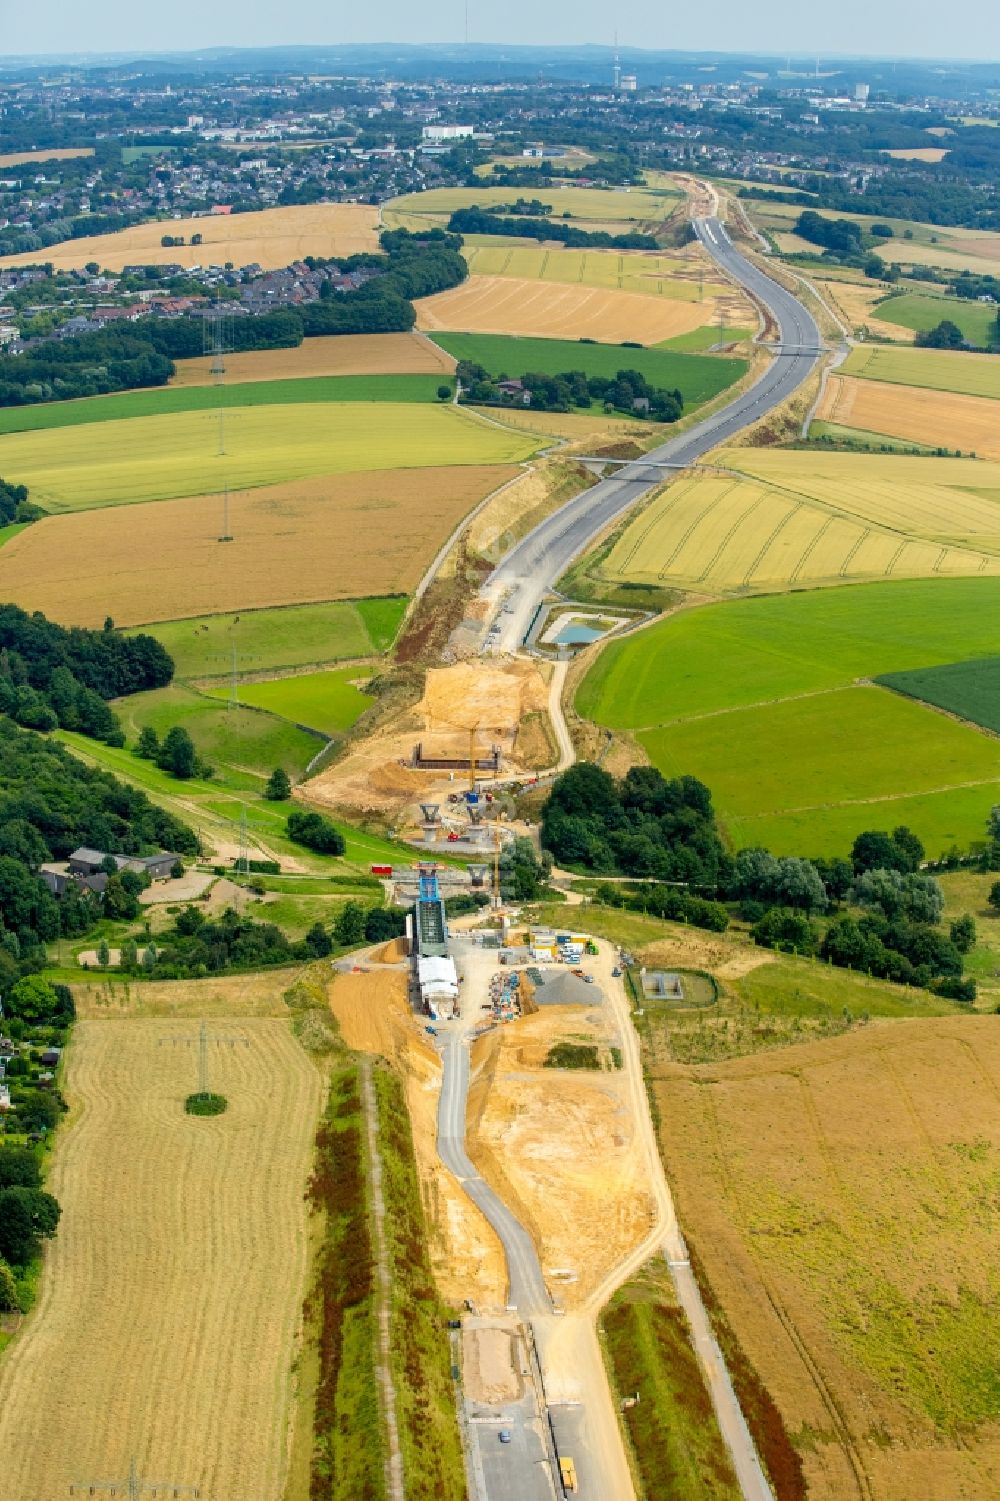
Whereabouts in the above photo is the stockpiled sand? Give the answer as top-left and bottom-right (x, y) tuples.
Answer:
(468, 1006), (655, 1307)
(0, 464), (519, 627)
(0, 401), (537, 511)
(171, 331), (455, 386)
(416, 274), (726, 345)
(328, 970), (506, 1305)
(0, 1018), (323, 1500)
(601, 454), (1000, 595)
(649, 1018), (1000, 1500)
(819, 374), (1000, 457)
(306, 659), (549, 818)
(0, 203), (380, 271)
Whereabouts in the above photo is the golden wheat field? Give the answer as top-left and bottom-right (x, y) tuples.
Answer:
(649, 1018), (1000, 1501)
(0, 147), (95, 167)
(602, 450), (1000, 593)
(0, 464), (518, 626)
(415, 274), (738, 344)
(819, 375), (1000, 458)
(0, 401), (536, 510)
(883, 146), (950, 161)
(0, 1018), (323, 1500)
(0, 203), (380, 272)
(460, 242), (737, 304)
(170, 331), (455, 386)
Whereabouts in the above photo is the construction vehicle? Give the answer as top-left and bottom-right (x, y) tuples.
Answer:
(559, 1456), (579, 1493)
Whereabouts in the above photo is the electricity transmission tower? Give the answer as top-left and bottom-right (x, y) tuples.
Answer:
(219, 482), (233, 543)
(160, 1021), (247, 1099)
(71, 1454), (200, 1498)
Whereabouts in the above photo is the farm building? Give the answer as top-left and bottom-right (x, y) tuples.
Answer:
(68, 847), (178, 881)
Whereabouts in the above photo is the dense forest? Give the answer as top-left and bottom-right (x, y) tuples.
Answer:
(448, 206), (659, 250)
(0, 604), (173, 744)
(0, 717), (197, 980)
(541, 764), (977, 999)
(0, 228), (467, 407)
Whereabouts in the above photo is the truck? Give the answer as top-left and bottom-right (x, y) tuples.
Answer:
(559, 1456), (579, 1493)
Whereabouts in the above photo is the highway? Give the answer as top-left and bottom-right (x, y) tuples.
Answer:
(483, 216), (823, 653)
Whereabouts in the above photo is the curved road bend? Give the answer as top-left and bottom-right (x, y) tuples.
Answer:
(436, 1027), (550, 1315)
(485, 216), (823, 653)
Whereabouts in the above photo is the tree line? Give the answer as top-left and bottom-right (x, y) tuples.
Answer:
(456, 359), (684, 422)
(0, 603), (173, 745)
(448, 206), (659, 250)
(541, 763), (979, 1000)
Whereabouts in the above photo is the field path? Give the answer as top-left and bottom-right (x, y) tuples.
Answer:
(0, 1018), (323, 1500)
(361, 1060), (406, 1501)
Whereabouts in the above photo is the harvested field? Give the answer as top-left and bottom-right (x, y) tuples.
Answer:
(0, 1018), (323, 1500)
(647, 1018), (1000, 1500)
(818, 375), (1000, 459)
(0, 465), (518, 626)
(599, 456), (1000, 596)
(383, 183), (681, 229)
(0, 401), (535, 512)
(171, 331), (455, 386)
(0, 147), (94, 167)
(883, 146), (950, 161)
(468, 1005), (656, 1306)
(416, 274), (737, 346)
(73, 967), (300, 1018)
(461, 242), (737, 303)
(839, 343), (1000, 400)
(0, 202), (380, 272)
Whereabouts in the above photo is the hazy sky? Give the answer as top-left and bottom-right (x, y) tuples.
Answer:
(3, 0), (999, 63)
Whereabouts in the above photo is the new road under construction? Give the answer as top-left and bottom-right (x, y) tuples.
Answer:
(408, 189), (813, 1501)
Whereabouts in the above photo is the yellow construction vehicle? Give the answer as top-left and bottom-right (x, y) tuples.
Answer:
(559, 1456), (579, 1494)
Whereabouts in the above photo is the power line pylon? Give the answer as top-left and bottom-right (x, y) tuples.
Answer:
(160, 1019), (247, 1099)
(71, 1454), (200, 1499)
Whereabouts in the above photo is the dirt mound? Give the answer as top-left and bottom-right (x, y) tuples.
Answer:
(462, 1327), (522, 1404)
(304, 658), (551, 821)
(371, 936), (409, 964)
(327, 970), (420, 1058)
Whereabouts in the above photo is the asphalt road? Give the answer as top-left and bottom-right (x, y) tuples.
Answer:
(483, 216), (823, 653)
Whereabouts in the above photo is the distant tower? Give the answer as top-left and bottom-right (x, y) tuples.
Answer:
(613, 33), (621, 93)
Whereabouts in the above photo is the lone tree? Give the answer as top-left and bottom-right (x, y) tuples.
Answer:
(264, 766), (291, 801)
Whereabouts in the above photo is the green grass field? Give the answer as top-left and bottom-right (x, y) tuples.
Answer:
(208, 667), (375, 737)
(114, 683), (322, 788)
(0, 522), (29, 549)
(432, 332), (748, 407)
(877, 656), (1000, 734)
(840, 344), (1000, 400)
(0, 374), (449, 437)
(873, 293), (1000, 348)
(601, 1261), (742, 1501)
(655, 326), (754, 352)
(640, 686), (1000, 856)
(130, 597), (407, 679)
(1, 402), (539, 511)
(578, 578), (1000, 857)
(56, 729), (410, 871)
